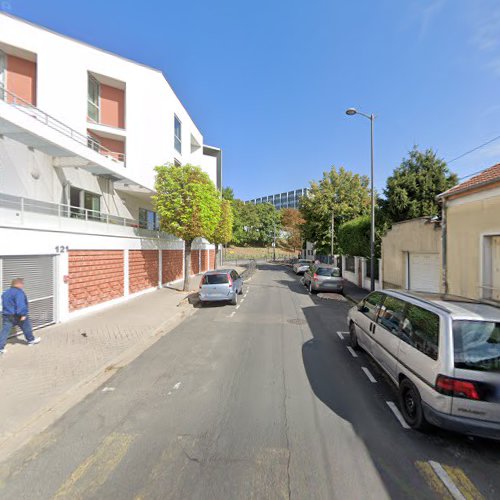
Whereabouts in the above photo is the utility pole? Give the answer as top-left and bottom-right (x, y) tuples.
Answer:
(330, 209), (334, 265)
(273, 223), (276, 261)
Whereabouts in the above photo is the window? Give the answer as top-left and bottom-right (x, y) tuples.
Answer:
(69, 187), (101, 220)
(88, 74), (100, 123)
(202, 274), (228, 285)
(139, 208), (159, 230)
(361, 292), (385, 322)
(376, 295), (405, 335)
(453, 320), (500, 372)
(174, 158), (181, 166)
(401, 305), (440, 360)
(316, 267), (341, 277)
(174, 115), (182, 154)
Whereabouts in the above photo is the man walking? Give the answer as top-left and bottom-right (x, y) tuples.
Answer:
(0, 278), (41, 355)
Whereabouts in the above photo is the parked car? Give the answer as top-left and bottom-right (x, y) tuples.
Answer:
(303, 264), (344, 294)
(199, 269), (243, 306)
(347, 290), (500, 440)
(292, 259), (312, 274)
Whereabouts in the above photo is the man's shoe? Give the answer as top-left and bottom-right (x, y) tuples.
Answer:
(28, 337), (41, 346)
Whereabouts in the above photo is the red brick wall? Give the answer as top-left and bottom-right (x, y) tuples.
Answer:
(162, 250), (183, 284)
(191, 249), (200, 275)
(129, 250), (159, 294)
(209, 249), (216, 270)
(201, 250), (209, 272)
(69, 250), (124, 311)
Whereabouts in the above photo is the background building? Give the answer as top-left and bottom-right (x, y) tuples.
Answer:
(0, 13), (220, 326)
(247, 188), (308, 210)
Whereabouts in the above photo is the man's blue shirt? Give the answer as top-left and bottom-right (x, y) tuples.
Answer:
(2, 287), (29, 316)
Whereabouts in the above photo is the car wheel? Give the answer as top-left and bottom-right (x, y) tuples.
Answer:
(238, 286), (243, 295)
(199, 300), (205, 307)
(231, 293), (238, 306)
(309, 283), (316, 294)
(398, 379), (429, 431)
(349, 322), (360, 350)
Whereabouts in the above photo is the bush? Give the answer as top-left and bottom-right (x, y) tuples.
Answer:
(337, 215), (383, 258)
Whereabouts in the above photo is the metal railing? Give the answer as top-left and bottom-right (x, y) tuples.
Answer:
(0, 84), (126, 164)
(0, 192), (153, 230)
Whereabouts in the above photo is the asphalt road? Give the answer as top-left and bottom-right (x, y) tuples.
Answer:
(0, 265), (499, 499)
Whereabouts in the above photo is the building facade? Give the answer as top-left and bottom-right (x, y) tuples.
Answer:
(438, 163), (500, 304)
(247, 188), (308, 210)
(0, 13), (220, 327)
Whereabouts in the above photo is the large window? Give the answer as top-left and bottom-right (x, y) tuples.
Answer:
(70, 187), (101, 220)
(88, 74), (100, 123)
(362, 291), (385, 322)
(401, 304), (440, 360)
(377, 295), (406, 336)
(139, 208), (159, 230)
(174, 115), (182, 154)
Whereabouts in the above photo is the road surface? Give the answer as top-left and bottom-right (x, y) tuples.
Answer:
(0, 264), (498, 499)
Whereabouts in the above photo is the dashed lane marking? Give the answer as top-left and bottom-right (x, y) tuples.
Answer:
(361, 367), (377, 383)
(53, 433), (135, 499)
(173, 382), (181, 390)
(386, 402), (410, 429)
(346, 346), (358, 358)
(236, 304), (241, 309)
(429, 462), (466, 500)
(101, 387), (115, 392)
(241, 298), (245, 303)
(227, 311), (236, 318)
(336, 331), (347, 340)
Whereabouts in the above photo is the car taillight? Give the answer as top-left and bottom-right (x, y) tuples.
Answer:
(227, 274), (233, 287)
(313, 273), (319, 281)
(436, 375), (481, 401)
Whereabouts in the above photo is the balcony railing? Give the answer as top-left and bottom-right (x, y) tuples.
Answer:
(0, 192), (161, 235)
(0, 84), (126, 164)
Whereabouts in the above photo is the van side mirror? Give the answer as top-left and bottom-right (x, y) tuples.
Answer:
(358, 304), (369, 313)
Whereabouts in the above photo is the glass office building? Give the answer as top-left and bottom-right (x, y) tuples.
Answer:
(247, 188), (308, 210)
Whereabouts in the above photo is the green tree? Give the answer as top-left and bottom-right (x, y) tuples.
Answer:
(382, 147), (458, 223)
(153, 164), (220, 291)
(222, 186), (235, 201)
(212, 199), (233, 266)
(254, 203), (281, 247)
(300, 166), (371, 254)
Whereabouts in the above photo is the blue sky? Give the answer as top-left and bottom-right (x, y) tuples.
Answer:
(5, 0), (500, 199)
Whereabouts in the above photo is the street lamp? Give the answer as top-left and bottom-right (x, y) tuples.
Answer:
(345, 107), (376, 291)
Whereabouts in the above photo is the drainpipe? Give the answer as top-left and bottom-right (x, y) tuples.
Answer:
(441, 197), (448, 294)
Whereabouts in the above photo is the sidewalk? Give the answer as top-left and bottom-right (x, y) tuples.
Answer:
(343, 281), (368, 303)
(0, 266), (245, 462)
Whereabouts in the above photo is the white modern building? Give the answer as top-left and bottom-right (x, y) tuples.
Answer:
(0, 13), (221, 327)
(247, 188), (308, 210)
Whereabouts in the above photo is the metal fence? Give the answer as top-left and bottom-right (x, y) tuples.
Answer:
(365, 259), (379, 280)
(345, 255), (355, 272)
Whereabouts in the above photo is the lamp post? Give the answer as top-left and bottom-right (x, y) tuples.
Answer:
(345, 108), (376, 291)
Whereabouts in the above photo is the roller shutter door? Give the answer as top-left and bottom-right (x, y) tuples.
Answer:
(0, 255), (55, 329)
(408, 253), (440, 293)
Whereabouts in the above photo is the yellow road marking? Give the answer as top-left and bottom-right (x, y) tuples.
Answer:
(443, 465), (484, 500)
(53, 432), (135, 499)
(416, 461), (453, 499)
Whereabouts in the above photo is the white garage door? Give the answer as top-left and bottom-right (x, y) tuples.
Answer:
(0, 255), (56, 329)
(409, 253), (440, 293)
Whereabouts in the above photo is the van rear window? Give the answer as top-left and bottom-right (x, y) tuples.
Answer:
(453, 321), (500, 372)
(203, 274), (229, 285)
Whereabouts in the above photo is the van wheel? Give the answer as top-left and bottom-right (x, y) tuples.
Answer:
(398, 379), (429, 430)
(231, 293), (238, 306)
(349, 323), (360, 350)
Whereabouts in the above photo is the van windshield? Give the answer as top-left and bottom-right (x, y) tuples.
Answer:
(203, 274), (229, 285)
(453, 320), (500, 372)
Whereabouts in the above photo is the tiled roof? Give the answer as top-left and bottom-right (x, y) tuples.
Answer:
(440, 163), (500, 198)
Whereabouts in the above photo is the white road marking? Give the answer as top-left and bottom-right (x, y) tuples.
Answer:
(386, 402), (410, 429)
(227, 311), (236, 318)
(346, 346), (358, 358)
(102, 387), (115, 392)
(173, 382), (181, 390)
(336, 331), (346, 340)
(236, 304), (241, 309)
(361, 367), (377, 383)
(241, 298), (245, 303)
(429, 461), (466, 500)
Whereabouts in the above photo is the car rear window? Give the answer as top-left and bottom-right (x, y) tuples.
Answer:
(316, 268), (341, 277)
(453, 321), (500, 372)
(202, 274), (229, 285)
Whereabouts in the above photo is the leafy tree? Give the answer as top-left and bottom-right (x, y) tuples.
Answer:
(382, 147), (458, 223)
(222, 186), (235, 201)
(212, 199), (233, 266)
(280, 208), (305, 252)
(153, 164), (220, 291)
(300, 166), (371, 254)
(254, 203), (281, 247)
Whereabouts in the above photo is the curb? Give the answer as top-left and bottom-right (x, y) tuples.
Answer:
(0, 296), (196, 465)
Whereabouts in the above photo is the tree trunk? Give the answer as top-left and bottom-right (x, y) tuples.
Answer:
(184, 240), (192, 291)
(214, 244), (220, 270)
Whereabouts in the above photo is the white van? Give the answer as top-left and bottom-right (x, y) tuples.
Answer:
(347, 290), (500, 439)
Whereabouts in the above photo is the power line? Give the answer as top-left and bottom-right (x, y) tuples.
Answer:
(448, 133), (500, 165)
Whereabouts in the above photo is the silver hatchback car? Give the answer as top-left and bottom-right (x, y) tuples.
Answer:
(303, 264), (344, 294)
(199, 269), (243, 306)
(347, 290), (500, 439)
